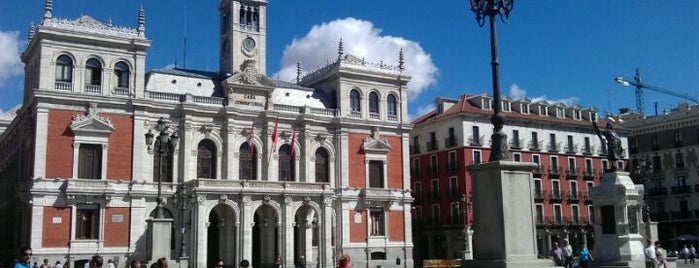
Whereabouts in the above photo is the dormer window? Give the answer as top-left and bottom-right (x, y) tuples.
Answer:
(483, 99), (491, 110)
(539, 106), (548, 116)
(556, 108), (564, 118)
(502, 101), (511, 112)
(573, 110), (581, 120)
(521, 104), (529, 114)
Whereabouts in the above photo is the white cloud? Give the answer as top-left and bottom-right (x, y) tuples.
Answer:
(274, 18), (438, 101)
(0, 30), (23, 89)
(508, 83), (578, 106)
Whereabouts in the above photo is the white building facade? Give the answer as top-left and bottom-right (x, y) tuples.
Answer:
(0, 1), (414, 268)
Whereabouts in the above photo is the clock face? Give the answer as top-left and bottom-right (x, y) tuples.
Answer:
(222, 40), (230, 59)
(243, 37), (256, 52)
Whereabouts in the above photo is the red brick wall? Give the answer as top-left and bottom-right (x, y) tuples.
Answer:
(348, 133), (366, 188)
(348, 133), (405, 189)
(106, 115), (133, 181)
(104, 207), (130, 247)
(388, 211), (404, 241)
(42, 207), (70, 247)
(44, 110), (133, 181)
(385, 136), (404, 189)
(46, 110), (75, 178)
(349, 210), (367, 242)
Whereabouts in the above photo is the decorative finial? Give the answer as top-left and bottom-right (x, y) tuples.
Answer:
(107, 17), (113, 27)
(43, 0), (53, 20)
(28, 22), (36, 42)
(398, 48), (405, 71)
(296, 60), (303, 84)
(137, 5), (145, 35)
(337, 38), (344, 60)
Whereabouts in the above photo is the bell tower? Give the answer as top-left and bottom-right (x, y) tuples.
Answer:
(219, 0), (267, 76)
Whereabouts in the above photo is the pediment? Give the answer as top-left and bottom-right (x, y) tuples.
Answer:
(70, 115), (114, 136)
(363, 138), (392, 153)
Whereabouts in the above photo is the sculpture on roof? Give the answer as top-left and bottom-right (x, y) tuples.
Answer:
(593, 120), (623, 171)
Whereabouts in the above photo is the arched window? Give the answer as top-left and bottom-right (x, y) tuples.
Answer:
(350, 89), (361, 112)
(239, 142), (257, 180)
(369, 91), (379, 114)
(387, 94), (398, 117)
(197, 139), (217, 179)
(114, 61), (130, 89)
(315, 148), (329, 183)
(55, 55), (73, 82)
(86, 58), (102, 86)
(153, 143), (174, 183)
(278, 144), (295, 181)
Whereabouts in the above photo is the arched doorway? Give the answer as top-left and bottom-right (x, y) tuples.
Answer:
(208, 204), (237, 268)
(294, 205), (319, 268)
(253, 204), (279, 268)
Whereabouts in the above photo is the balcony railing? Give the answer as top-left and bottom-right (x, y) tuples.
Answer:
(671, 185), (691, 195)
(565, 168), (579, 179)
(348, 110), (362, 118)
(547, 142), (561, 153)
(647, 187), (667, 197)
(549, 166), (561, 176)
(112, 87), (131, 96)
(468, 135), (485, 146)
(55, 81), (73, 91)
(534, 189), (547, 201)
(567, 191), (581, 202)
(581, 145), (594, 155)
(369, 112), (380, 120)
(564, 143), (578, 154)
(529, 140), (543, 151)
(583, 168), (595, 180)
(387, 114), (398, 121)
(410, 146), (420, 154)
(410, 168), (421, 178)
(427, 141), (439, 151)
(444, 136), (458, 148)
(533, 165), (543, 176)
(84, 84), (101, 94)
(549, 190), (563, 202)
(510, 139), (524, 149)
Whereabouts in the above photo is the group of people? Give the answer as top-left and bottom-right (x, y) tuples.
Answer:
(681, 244), (697, 264)
(645, 239), (670, 268)
(549, 239), (593, 268)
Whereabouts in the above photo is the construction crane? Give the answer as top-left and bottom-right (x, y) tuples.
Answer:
(614, 68), (698, 116)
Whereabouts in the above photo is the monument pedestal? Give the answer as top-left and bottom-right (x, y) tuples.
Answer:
(147, 218), (174, 262)
(463, 161), (552, 268)
(589, 171), (646, 268)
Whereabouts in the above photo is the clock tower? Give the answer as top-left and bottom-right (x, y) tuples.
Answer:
(219, 0), (267, 76)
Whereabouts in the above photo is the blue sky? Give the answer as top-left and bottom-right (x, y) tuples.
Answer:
(0, 0), (697, 118)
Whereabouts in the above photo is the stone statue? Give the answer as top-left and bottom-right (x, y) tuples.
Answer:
(593, 120), (623, 170)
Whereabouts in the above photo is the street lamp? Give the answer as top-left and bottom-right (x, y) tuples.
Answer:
(468, 0), (514, 161)
(634, 156), (653, 222)
(145, 117), (179, 219)
(460, 194), (469, 260)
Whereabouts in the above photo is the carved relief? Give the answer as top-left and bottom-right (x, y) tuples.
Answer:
(242, 196), (252, 205)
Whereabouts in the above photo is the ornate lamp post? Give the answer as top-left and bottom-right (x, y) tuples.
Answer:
(145, 117), (179, 219)
(460, 194), (470, 260)
(468, 0), (514, 161)
(175, 184), (189, 258)
(634, 157), (653, 222)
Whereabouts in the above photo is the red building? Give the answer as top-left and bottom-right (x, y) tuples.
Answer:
(409, 94), (628, 261)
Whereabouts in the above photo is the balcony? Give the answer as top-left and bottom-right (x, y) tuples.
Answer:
(567, 191), (580, 202)
(565, 168), (579, 179)
(581, 145), (595, 155)
(564, 143), (578, 154)
(535, 216), (545, 225)
(671, 185), (691, 195)
(369, 112), (380, 120)
(427, 140), (439, 151)
(553, 216), (564, 225)
(413, 192), (422, 203)
(468, 135), (485, 147)
(447, 164), (460, 174)
(533, 165), (544, 177)
(529, 140), (543, 151)
(583, 168), (595, 180)
(510, 139), (524, 149)
(112, 87), (131, 96)
(547, 142), (561, 153)
(444, 136), (458, 148)
(447, 189), (462, 200)
(84, 84), (101, 94)
(647, 187), (667, 197)
(676, 162), (686, 169)
(427, 165), (438, 176)
(598, 147), (608, 156)
(582, 192), (591, 204)
(55, 81), (73, 91)
(410, 145), (420, 154)
(534, 189), (547, 202)
(549, 166), (561, 177)
(429, 192), (440, 202)
(410, 168), (421, 178)
(549, 190), (563, 202)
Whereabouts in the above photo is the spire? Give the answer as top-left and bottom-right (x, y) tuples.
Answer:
(137, 5), (145, 35)
(398, 48), (405, 71)
(337, 38), (344, 60)
(296, 60), (303, 84)
(28, 22), (36, 43)
(43, 0), (53, 20)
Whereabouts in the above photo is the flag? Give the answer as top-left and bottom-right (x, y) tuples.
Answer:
(271, 117), (279, 148)
(289, 127), (297, 158)
(248, 122), (255, 154)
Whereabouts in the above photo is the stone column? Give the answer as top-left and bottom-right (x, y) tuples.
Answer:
(463, 161), (552, 268)
(283, 198), (295, 267)
(242, 197), (254, 264)
(323, 199), (334, 267)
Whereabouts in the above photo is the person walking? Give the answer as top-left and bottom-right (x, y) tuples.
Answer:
(577, 242), (593, 268)
(682, 245), (690, 264)
(644, 239), (657, 268)
(550, 242), (565, 266)
(338, 255), (351, 268)
(274, 256), (282, 268)
(655, 242), (668, 268)
(89, 256), (103, 268)
(14, 247), (32, 268)
(690, 244), (696, 264)
(562, 239), (574, 268)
